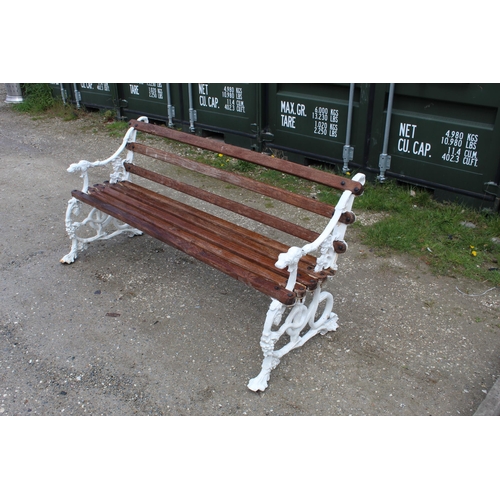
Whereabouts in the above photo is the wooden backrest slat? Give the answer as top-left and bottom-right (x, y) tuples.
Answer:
(129, 119), (364, 195)
(126, 142), (336, 219)
(124, 162), (319, 242)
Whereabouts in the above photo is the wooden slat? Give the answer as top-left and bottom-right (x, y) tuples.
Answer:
(128, 119), (364, 195)
(124, 162), (320, 242)
(72, 188), (298, 305)
(107, 181), (327, 284)
(126, 142), (339, 219)
(91, 183), (320, 290)
(110, 181), (318, 268)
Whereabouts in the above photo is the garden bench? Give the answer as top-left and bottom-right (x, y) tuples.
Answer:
(61, 116), (365, 391)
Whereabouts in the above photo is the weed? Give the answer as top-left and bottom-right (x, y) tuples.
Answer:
(12, 83), (84, 121)
(13, 84), (54, 114)
(357, 179), (500, 286)
(231, 160), (255, 173)
(106, 120), (129, 137)
(102, 109), (116, 122)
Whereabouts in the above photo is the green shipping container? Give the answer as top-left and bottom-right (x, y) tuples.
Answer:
(117, 83), (181, 125)
(368, 83), (500, 208)
(53, 82), (500, 210)
(76, 83), (119, 115)
(263, 83), (373, 169)
(183, 83), (262, 150)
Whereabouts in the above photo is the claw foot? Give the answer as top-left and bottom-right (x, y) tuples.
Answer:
(247, 355), (280, 392)
(60, 254), (76, 264)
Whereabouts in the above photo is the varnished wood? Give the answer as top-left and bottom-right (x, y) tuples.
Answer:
(128, 119), (364, 195)
(89, 183), (320, 290)
(107, 182), (329, 284)
(124, 162), (320, 242)
(109, 181), (320, 272)
(72, 187), (299, 305)
(126, 142), (341, 219)
(63, 117), (359, 305)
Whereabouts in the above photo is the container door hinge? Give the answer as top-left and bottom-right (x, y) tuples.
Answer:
(484, 181), (500, 201)
(260, 131), (274, 142)
(167, 105), (176, 128)
(188, 108), (197, 132)
(342, 145), (354, 173)
(378, 153), (391, 182)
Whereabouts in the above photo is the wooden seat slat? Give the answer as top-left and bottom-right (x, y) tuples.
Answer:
(110, 180), (320, 272)
(88, 182), (321, 291)
(72, 188), (299, 305)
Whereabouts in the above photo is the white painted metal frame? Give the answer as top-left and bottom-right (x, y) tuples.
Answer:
(248, 172), (365, 391)
(60, 116), (365, 393)
(60, 117), (149, 264)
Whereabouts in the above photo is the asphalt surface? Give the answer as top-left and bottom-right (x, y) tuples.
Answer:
(1, 85), (499, 417)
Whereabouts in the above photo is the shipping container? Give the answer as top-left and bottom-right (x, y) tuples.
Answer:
(75, 83), (120, 115)
(51, 82), (500, 210)
(262, 83), (373, 170)
(179, 83), (262, 150)
(368, 83), (500, 209)
(116, 83), (182, 126)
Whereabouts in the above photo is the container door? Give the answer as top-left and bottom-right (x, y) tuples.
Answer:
(182, 83), (262, 150)
(49, 83), (74, 104)
(263, 83), (373, 168)
(117, 83), (179, 124)
(369, 83), (500, 207)
(75, 83), (119, 114)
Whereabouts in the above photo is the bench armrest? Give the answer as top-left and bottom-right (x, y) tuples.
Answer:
(67, 116), (149, 193)
(276, 173), (365, 291)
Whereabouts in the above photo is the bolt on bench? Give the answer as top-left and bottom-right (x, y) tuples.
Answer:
(61, 116), (365, 391)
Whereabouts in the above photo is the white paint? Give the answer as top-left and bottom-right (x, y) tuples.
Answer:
(60, 117), (149, 264)
(248, 173), (366, 391)
(312, 106), (339, 137)
(397, 122), (432, 157)
(440, 129), (480, 167)
(198, 84), (246, 113)
(399, 122), (417, 138)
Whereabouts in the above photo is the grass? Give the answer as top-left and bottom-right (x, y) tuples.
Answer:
(13, 83), (83, 121)
(215, 155), (500, 286)
(149, 139), (500, 287)
(106, 120), (129, 137)
(11, 96), (500, 286)
(343, 180), (500, 286)
(13, 84), (55, 113)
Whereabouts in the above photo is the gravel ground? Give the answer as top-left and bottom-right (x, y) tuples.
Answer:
(1, 85), (499, 418)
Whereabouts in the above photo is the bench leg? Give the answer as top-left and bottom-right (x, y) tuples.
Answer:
(247, 285), (338, 392)
(60, 198), (143, 264)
